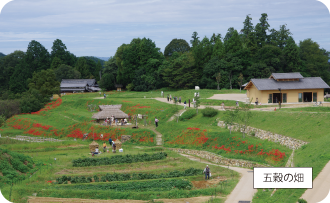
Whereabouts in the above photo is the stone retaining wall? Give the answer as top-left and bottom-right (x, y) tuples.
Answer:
(217, 121), (308, 149)
(168, 148), (268, 168)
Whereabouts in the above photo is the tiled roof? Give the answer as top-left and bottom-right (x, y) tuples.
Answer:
(61, 79), (96, 86)
(271, 72), (304, 80)
(251, 77), (330, 90)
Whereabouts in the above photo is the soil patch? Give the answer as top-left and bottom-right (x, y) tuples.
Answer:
(191, 177), (226, 189)
(28, 197), (145, 203)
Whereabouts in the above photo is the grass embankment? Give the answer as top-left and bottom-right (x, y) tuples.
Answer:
(217, 110), (330, 142)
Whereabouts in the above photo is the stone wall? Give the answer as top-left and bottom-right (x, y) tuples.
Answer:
(217, 121), (308, 149)
(168, 148), (268, 168)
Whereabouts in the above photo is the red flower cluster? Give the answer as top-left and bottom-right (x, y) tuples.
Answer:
(30, 98), (62, 115)
(187, 127), (200, 130)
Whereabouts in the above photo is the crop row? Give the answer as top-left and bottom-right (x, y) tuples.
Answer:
(56, 168), (202, 184)
(56, 179), (192, 191)
(72, 152), (167, 167)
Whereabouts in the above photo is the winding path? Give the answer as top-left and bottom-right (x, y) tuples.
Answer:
(179, 153), (256, 203)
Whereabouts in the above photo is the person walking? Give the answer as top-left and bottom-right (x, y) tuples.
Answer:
(170, 95), (172, 101)
(103, 142), (107, 152)
(179, 96), (181, 103)
(108, 137), (112, 146)
(167, 94), (169, 102)
(203, 165), (211, 180)
(155, 117), (159, 127)
(184, 100), (187, 109)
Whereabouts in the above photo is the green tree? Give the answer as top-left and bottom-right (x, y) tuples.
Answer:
(99, 73), (115, 91)
(25, 40), (51, 73)
(54, 64), (81, 82)
(224, 27), (235, 42)
(20, 89), (47, 113)
(255, 13), (270, 47)
(299, 39), (330, 83)
(238, 102), (253, 138)
(163, 52), (198, 89)
(50, 57), (63, 69)
(9, 62), (30, 93)
(75, 57), (91, 78)
(242, 15), (254, 41)
(95, 60), (102, 81)
(28, 69), (60, 98)
(282, 37), (302, 72)
(51, 39), (67, 62)
(0, 51), (25, 90)
(224, 30), (242, 54)
(190, 31), (200, 46)
(224, 107), (239, 134)
(164, 39), (190, 57)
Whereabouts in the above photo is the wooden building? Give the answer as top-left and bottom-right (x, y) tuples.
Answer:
(60, 79), (101, 93)
(244, 73), (329, 104)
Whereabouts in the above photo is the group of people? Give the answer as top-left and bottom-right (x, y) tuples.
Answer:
(92, 139), (117, 156)
(167, 95), (182, 104)
(104, 116), (127, 126)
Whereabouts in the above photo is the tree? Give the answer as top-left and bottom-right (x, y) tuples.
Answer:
(224, 107), (239, 134)
(51, 39), (67, 61)
(163, 52), (198, 89)
(20, 89), (47, 113)
(242, 15), (254, 40)
(75, 57), (91, 78)
(25, 40), (51, 73)
(9, 62), (30, 94)
(238, 102), (253, 138)
(99, 73), (115, 91)
(190, 31), (200, 46)
(0, 51), (25, 90)
(55, 64), (81, 82)
(224, 30), (242, 54)
(282, 37), (302, 72)
(255, 13), (270, 47)
(164, 39), (190, 57)
(200, 56), (227, 89)
(237, 73), (244, 92)
(28, 69), (60, 98)
(50, 57), (63, 69)
(214, 72), (221, 90)
(224, 27), (235, 42)
(95, 60), (102, 81)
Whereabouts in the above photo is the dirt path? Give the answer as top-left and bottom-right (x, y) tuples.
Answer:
(28, 196), (220, 203)
(300, 160), (330, 203)
(208, 94), (247, 102)
(168, 109), (186, 122)
(179, 153), (256, 203)
(154, 98), (224, 110)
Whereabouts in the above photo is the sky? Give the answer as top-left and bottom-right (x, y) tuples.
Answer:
(0, 0), (329, 58)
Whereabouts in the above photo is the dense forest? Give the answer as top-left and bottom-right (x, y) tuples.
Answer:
(0, 13), (329, 116)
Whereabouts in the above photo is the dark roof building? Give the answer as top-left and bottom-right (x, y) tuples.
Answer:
(60, 79), (101, 93)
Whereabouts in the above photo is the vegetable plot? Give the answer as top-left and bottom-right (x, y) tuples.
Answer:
(72, 152), (167, 167)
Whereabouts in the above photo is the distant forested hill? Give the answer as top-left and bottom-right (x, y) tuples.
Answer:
(81, 56), (106, 67)
(96, 57), (109, 61)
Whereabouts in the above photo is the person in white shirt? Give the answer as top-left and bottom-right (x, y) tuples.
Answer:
(92, 147), (99, 156)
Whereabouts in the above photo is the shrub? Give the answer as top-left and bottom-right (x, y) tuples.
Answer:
(179, 109), (196, 121)
(298, 199), (307, 203)
(201, 107), (218, 117)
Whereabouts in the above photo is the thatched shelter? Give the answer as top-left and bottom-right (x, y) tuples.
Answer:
(89, 141), (99, 152)
(99, 105), (122, 111)
(114, 139), (122, 149)
(92, 109), (129, 123)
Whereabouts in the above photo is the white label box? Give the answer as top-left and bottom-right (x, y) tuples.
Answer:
(254, 167), (313, 189)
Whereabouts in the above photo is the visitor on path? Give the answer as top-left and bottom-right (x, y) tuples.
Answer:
(170, 95), (172, 101)
(167, 95), (169, 102)
(115, 119), (118, 125)
(121, 119), (124, 126)
(109, 137), (112, 146)
(105, 117), (109, 126)
(155, 117), (159, 127)
(92, 147), (99, 156)
(184, 100), (187, 109)
(124, 118), (127, 124)
(221, 102), (225, 110)
(112, 141), (116, 152)
(179, 96), (181, 103)
(236, 101), (239, 107)
(203, 165), (211, 180)
(104, 93), (106, 99)
(103, 142), (107, 152)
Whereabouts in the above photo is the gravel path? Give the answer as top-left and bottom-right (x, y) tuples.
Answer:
(179, 153), (257, 203)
